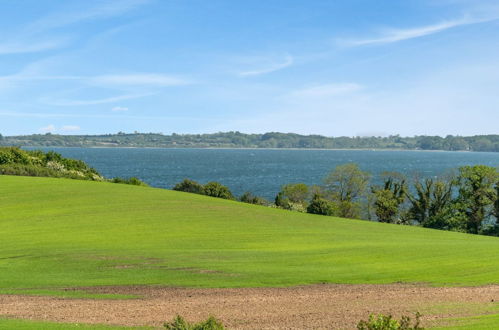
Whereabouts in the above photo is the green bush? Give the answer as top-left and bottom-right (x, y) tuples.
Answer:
(0, 147), (103, 181)
(172, 179), (234, 200)
(0, 147), (31, 165)
(307, 194), (335, 216)
(0, 163), (64, 178)
(203, 181), (234, 200)
(111, 177), (148, 186)
(164, 315), (225, 330)
(357, 313), (423, 330)
(173, 179), (205, 195)
(239, 191), (268, 205)
(274, 183), (309, 211)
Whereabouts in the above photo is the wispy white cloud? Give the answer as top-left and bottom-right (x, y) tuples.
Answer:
(27, 0), (152, 33)
(61, 125), (81, 132)
(90, 74), (190, 87)
(0, 72), (189, 87)
(0, 110), (219, 122)
(0, 65), (188, 109)
(0, 75), (81, 83)
(0, 38), (69, 55)
(111, 106), (129, 112)
(39, 124), (56, 133)
(0, 0), (151, 55)
(238, 54), (294, 77)
(290, 83), (363, 98)
(41, 93), (152, 106)
(341, 16), (498, 46)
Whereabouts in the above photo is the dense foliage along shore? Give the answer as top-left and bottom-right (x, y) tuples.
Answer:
(1, 132), (498, 152)
(0, 146), (147, 186)
(175, 163), (499, 237)
(2, 146), (498, 237)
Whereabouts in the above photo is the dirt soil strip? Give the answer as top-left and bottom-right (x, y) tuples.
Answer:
(1, 284), (499, 329)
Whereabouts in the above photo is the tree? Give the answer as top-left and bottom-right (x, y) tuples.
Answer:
(485, 183), (499, 235)
(446, 136), (468, 151)
(372, 190), (399, 223)
(282, 183), (309, 203)
(274, 191), (289, 209)
(173, 179), (205, 195)
(323, 164), (370, 202)
(274, 183), (309, 211)
(407, 178), (454, 227)
(371, 174), (407, 223)
(473, 138), (493, 152)
(456, 165), (499, 234)
(495, 183), (499, 222)
(203, 181), (234, 200)
(323, 163), (370, 218)
(307, 194), (335, 216)
(417, 136), (444, 150)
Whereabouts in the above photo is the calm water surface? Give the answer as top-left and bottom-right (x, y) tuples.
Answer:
(28, 148), (499, 200)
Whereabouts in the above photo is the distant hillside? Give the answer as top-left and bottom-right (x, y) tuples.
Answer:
(1, 132), (498, 152)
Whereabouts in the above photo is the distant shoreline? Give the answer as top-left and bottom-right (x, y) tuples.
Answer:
(3, 132), (497, 153)
(19, 145), (481, 153)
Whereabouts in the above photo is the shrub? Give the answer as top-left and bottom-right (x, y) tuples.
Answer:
(307, 194), (335, 216)
(0, 163), (64, 178)
(357, 313), (423, 330)
(0, 147), (103, 181)
(275, 183), (309, 211)
(164, 315), (225, 330)
(239, 191), (268, 206)
(111, 177), (148, 186)
(173, 179), (205, 195)
(203, 181), (234, 200)
(0, 147), (31, 165)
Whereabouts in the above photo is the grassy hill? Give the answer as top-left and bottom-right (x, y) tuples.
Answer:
(1, 175), (499, 293)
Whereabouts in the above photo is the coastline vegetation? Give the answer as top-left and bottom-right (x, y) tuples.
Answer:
(1, 145), (497, 237)
(1, 132), (498, 152)
(174, 163), (499, 237)
(0, 146), (147, 186)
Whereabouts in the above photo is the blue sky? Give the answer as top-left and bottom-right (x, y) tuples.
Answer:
(1, 0), (498, 137)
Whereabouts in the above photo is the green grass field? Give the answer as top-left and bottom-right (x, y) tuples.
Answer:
(1, 175), (499, 291)
(0, 318), (135, 330)
(2, 175), (499, 329)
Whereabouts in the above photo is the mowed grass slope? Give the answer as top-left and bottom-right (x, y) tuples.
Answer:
(1, 175), (499, 291)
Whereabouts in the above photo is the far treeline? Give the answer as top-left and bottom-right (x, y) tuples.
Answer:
(174, 164), (499, 237)
(1, 132), (498, 152)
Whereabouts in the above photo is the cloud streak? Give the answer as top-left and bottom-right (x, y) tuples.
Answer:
(0, 38), (69, 55)
(0, 111), (220, 122)
(111, 106), (129, 112)
(238, 55), (294, 77)
(27, 0), (152, 33)
(39, 124), (56, 133)
(41, 93), (152, 106)
(61, 125), (81, 132)
(0, 72), (190, 88)
(0, 0), (151, 55)
(290, 83), (363, 98)
(341, 16), (498, 46)
(90, 74), (190, 87)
